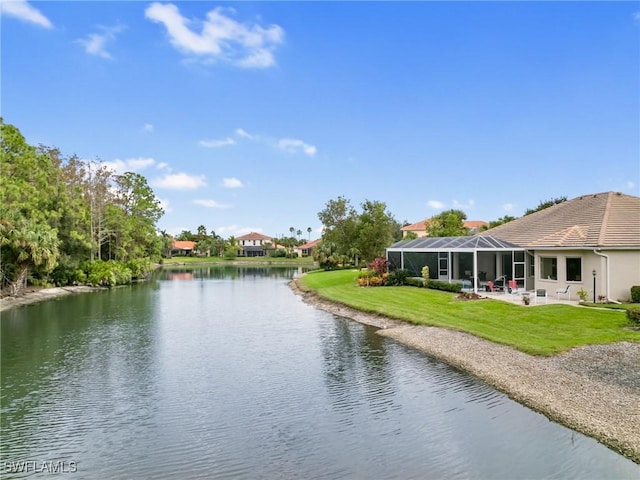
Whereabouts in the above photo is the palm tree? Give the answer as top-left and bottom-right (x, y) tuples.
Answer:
(307, 227), (312, 240)
(1, 215), (60, 295)
(289, 226), (295, 238)
(296, 229), (302, 240)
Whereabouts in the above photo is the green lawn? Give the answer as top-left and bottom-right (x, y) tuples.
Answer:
(299, 269), (640, 356)
(163, 256), (316, 265)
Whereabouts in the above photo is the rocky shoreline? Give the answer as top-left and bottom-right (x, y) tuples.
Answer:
(290, 279), (640, 464)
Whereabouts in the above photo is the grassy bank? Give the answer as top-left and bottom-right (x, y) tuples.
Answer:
(299, 269), (640, 355)
(163, 256), (316, 266)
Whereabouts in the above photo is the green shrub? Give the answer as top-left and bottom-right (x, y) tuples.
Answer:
(50, 254), (84, 286)
(223, 249), (237, 260)
(126, 257), (152, 279)
(387, 269), (411, 286)
(426, 279), (462, 293)
(83, 260), (133, 287)
(626, 307), (640, 325)
(405, 277), (425, 288)
(630, 286), (640, 303)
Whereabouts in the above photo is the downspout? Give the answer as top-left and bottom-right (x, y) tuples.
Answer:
(593, 249), (619, 304)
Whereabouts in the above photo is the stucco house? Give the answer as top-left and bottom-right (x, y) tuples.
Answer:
(171, 240), (197, 256)
(237, 232), (274, 257)
(294, 239), (321, 257)
(388, 192), (640, 301)
(401, 219), (488, 238)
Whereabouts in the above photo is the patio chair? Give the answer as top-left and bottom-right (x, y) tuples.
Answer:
(507, 280), (518, 294)
(555, 285), (571, 300)
(533, 289), (548, 304)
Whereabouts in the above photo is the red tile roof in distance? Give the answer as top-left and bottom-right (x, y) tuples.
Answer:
(173, 240), (196, 250)
(236, 232), (273, 241)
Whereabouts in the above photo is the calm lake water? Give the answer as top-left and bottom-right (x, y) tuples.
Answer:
(1, 266), (638, 479)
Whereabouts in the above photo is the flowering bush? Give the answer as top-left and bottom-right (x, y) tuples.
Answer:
(357, 270), (388, 287)
(369, 257), (389, 275)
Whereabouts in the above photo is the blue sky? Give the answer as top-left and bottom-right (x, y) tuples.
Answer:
(2, 1), (639, 239)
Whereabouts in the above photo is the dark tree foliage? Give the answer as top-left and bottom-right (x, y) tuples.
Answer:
(0, 119), (164, 293)
(524, 196), (567, 216)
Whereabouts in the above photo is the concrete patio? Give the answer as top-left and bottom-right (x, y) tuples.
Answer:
(479, 290), (583, 306)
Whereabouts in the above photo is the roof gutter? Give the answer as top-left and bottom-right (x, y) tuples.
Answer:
(593, 249), (619, 304)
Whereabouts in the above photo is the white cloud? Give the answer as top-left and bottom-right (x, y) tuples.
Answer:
(277, 138), (317, 156)
(452, 199), (475, 210)
(144, 3), (284, 68)
(199, 137), (236, 148)
(193, 199), (231, 209)
(1, 0), (52, 28)
(143, 123), (154, 133)
(103, 157), (156, 174)
(157, 162), (170, 170)
(502, 203), (514, 212)
(222, 177), (244, 188)
(235, 128), (254, 139)
(427, 200), (445, 209)
(153, 172), (207, 189)
(76, 25), (125, 59)
(216, 225), (239, 235)
(627, 181), (636, 190)
(634, 11), (640, 22)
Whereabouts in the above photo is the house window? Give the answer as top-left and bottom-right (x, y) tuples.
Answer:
(528, 254), (535, 278)
(566, 257), (582, 282)
(540, 257), (557, 280)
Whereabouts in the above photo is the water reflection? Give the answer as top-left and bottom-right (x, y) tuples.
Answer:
(1, 285), (160, 473)
(1, 267), (638, 479)
(160, 265), (314, 281)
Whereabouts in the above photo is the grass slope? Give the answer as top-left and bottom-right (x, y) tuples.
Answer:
(300, 269), (640, 356)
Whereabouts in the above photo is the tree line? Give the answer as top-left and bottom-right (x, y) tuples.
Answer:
(1, 120), (164, 294)
(313, 196), (568, 269)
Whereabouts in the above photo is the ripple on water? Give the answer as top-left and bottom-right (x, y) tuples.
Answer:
(2, 270), (638, 479)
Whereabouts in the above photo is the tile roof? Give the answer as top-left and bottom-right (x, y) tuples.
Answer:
(296, 239), (321, 249)
(236, 232), (273, 241)
(172, 240), (196, 250)
(401, 220), (427, 231)
(481, 191), (640, 248)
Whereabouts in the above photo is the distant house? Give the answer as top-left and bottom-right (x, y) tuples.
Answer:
(172, 240), (197, 256)
(237, 232), (274, 257)
(294, 239), (321, 257)
(401, 219), (488, 238)
(388, 192), (640, 301)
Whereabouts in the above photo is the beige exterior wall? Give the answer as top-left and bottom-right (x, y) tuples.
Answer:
(604, 250), (640, 302)
(531, 249), (640, 301)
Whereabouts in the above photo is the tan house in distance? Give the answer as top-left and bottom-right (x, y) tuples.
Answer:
(171, 240), (197, 256)
(294, 239), (321, 257)
(402, 219), (488, 238)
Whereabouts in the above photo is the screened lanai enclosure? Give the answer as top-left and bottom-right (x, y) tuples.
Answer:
(386, 235), (531, 293)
